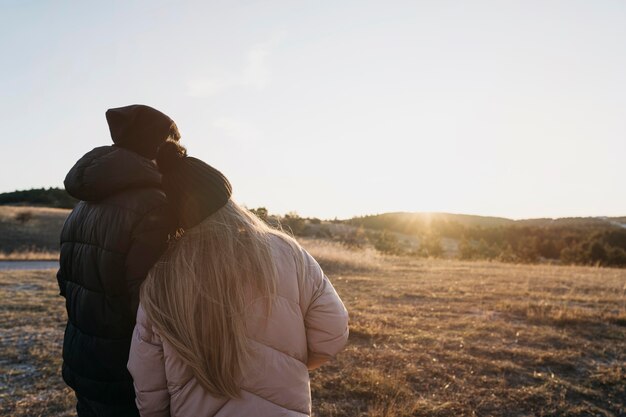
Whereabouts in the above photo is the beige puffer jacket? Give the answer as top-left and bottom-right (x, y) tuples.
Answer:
(127, 236), (349, 417)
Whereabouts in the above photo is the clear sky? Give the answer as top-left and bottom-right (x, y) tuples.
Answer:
(1, 0), (625, 219)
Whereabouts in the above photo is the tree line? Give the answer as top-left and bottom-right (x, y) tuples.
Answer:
(0, 187), (77, 209)
(248, 208), (626, 267)
(3, 189), (624, 268)
(347, 214), (626, 267)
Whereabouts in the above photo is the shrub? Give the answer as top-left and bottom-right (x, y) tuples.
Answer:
(249, 207), (269, 223)
(337, 227), (368, 249)
(280, 212), (307, 236)
(373, 231), (402, 255)
(417, 233), (444, 258)
(15, 211), (34, 225)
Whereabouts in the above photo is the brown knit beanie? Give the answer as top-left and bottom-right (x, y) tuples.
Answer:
(156, 141), (232, 229)
(106, 104), (180, 159)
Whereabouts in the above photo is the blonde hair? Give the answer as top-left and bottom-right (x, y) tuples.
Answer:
(141, 200), (304, 398)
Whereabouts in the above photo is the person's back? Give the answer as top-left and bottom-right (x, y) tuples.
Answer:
(130, 233), (348, 416)
(57, 105), (180, 416)
(127, 143), (349, 417)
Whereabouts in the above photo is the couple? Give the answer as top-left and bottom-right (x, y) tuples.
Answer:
(57, 104), (349, 417)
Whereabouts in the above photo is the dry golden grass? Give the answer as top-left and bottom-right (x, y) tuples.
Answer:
(300, 238), (386, 273)
(1, 240), (625, 416)
(0, 270), (74, 417)
(0, 206), (69, 220)
(0, 251), (58, 261)
(0, 206), (69, 255)
(305, 240), (626, 417)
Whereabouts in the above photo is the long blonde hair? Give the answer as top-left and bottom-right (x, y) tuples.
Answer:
(141, 200), (304, 398)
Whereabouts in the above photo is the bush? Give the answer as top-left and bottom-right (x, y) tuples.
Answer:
(249, 207), (269, 223)
(417, 233), (444, 258)
(459, 238), (499, 260)
(15, 211), (34, 225)
(606, 246), (626, 267)
(497, 244), (520, 263)
(373, 231), (402, 255)
(337, 227), (368, 249)
(280, 212), (307, 236)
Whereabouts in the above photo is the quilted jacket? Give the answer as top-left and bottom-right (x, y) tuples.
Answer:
(58, 145), (175, 405)
(127, 235), (349, 416)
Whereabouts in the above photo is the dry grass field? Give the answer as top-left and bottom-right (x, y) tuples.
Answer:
(0, 206), (68, 260)
(1, 239), (625, 416)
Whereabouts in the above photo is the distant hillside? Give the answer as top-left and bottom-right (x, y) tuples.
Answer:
(515, 217), (626, 229)
(0, 206), (70, 254)
(0, 187), (77, 209)
(343, 211), (626, 267)
(348, 212), (625, 235)
(348, 212), (513, 238)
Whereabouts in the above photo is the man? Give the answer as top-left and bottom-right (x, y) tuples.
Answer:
(57, 104), (180, 416)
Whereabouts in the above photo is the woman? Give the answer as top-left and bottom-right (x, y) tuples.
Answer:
(127, 141), (349, 417)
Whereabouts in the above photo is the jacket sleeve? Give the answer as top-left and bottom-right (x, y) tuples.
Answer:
(127, 305), (171, 417)
(301, 249), (349, 360)
(126, 202), (175, 316)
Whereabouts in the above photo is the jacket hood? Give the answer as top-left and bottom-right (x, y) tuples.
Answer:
(64, 146), (162, 201)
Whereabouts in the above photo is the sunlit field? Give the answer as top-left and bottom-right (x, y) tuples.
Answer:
(0, 206), (66, 260)
(1, 240), (625, 417)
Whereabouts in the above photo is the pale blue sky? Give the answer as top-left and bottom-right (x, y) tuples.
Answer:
(1, 0), (625, 219)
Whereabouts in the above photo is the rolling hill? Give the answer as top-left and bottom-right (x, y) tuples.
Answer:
(349, 211), (626, 234)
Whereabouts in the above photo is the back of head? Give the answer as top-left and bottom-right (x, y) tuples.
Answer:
(106, 104), (180, 159)
(156, 140), (232, 229)
(142, 144), (305, 399)
(141, 200), (283, 398)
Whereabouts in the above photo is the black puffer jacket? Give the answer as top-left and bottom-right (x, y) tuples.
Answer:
(57, 145), (175, 405)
